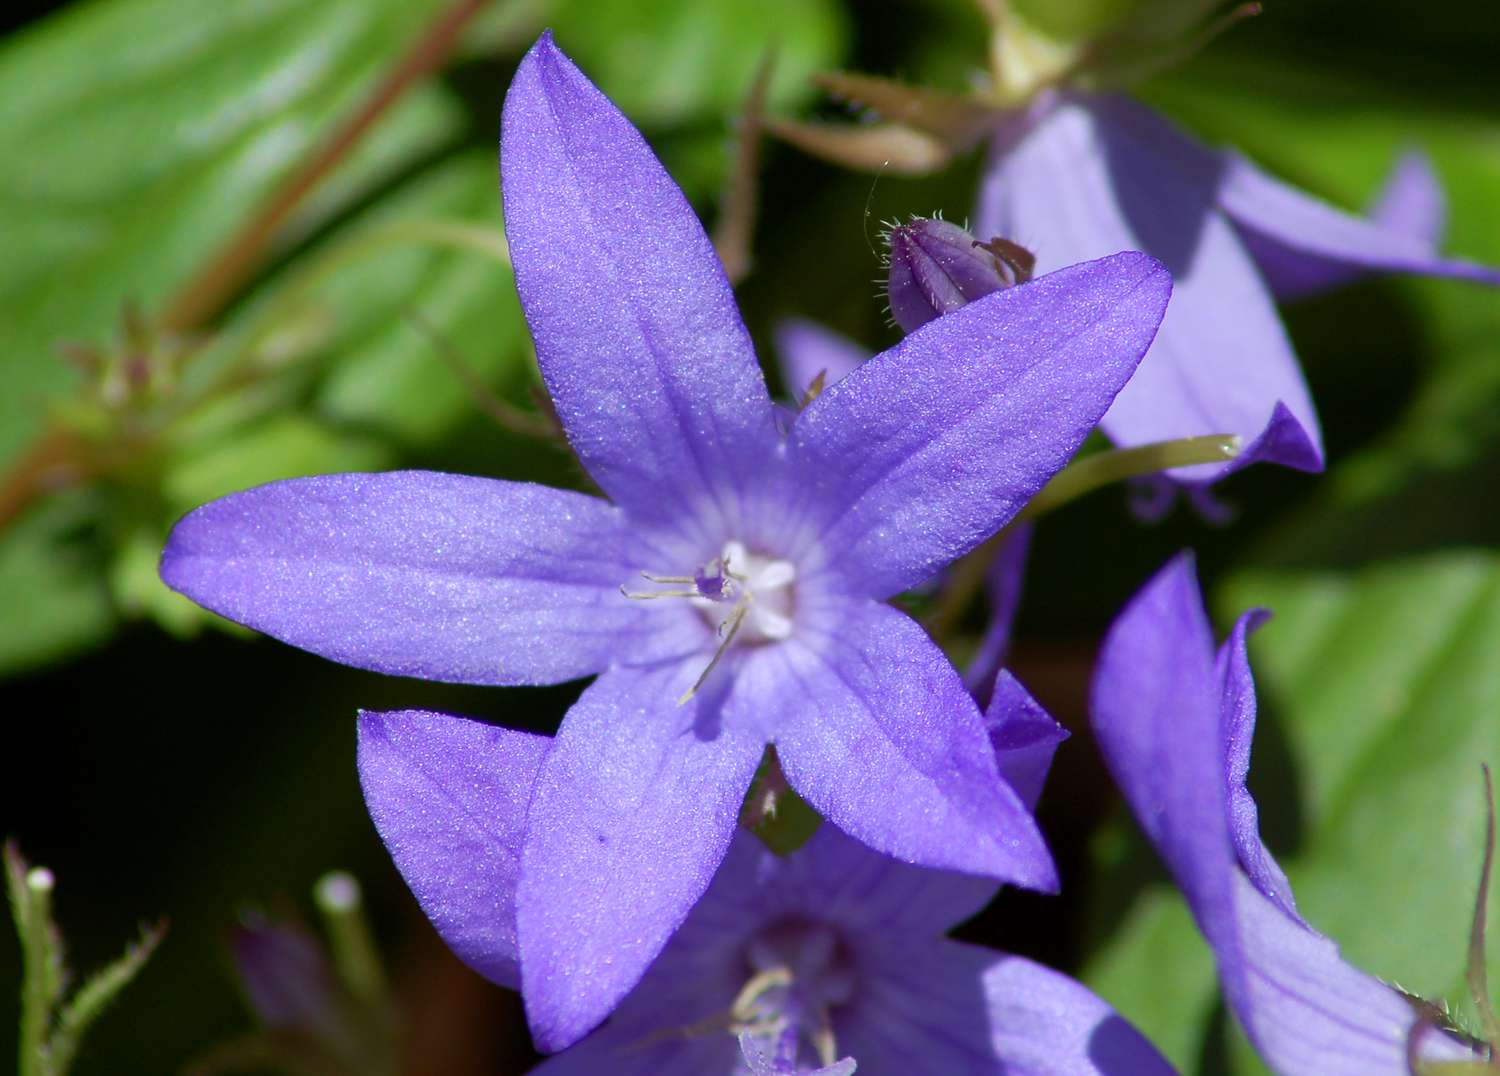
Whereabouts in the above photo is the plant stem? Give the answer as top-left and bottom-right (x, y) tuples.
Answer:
(1015, 434), (1240, 522)
(315, 873), (388, 1010)
(927, 434), (1239, 638)
(18, 866), (55, 1076)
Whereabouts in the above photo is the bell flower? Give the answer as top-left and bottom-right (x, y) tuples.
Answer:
(160, 33), (1172, 1050)
(1089, 554), (1486, 1073)
(772, 21), (1500, 484)
(358, 677), (1177, 1074)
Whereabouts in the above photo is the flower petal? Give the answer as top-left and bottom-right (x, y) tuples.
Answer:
(1090, 553), (1246, 940)
(160, 471), (682, 685)
(690, 825), (999, 943)
(842, 940), (1176, 1075)
(517, 660), (765, 1051)
(1369, 150), (1447, 244)
(985, 669), (1068, 814)
(1222, 146), (1500, 300)
(357, 709), (547, 991)
(788, 252), (1170, 598)
(1216, 608), (1300, 921)
(529, 1030), (738, 1075)
(774, 317), (869, 402)
(772, 600), (1057, 889)
(500, 34), (779, 539)
(1091, 554), (1483, 1074)
(977, 95), (1322, 482)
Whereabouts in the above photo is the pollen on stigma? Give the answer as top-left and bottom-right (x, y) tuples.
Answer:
(622, 539), (798, 704)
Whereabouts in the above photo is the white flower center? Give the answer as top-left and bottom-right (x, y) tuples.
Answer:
(620, 539), (798, 703)
(692, 540), (796, 643)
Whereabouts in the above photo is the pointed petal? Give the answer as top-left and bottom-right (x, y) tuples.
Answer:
(357, 710), (547, 991)
(1222, 147), (1500, 301)
(1091, 555), (1483, 1074)
(1370, 149), (1447, 243)
(774, 318), (869, 402)
(1216, 609), (1300, 921)
(963, 524), (1032, 699)
(843, 941), (1176, 1075)
(985, 669), (1068, 813)
(1090, 553), (1241, 934)
(788, 253), (1170, 598)
(517, 661), (764, 1051)
(500, 35), (779, 537)
(1227, 872), (1480, 1076)
(976, 95), (1323, 482)
(772, 600), (1057, 889)
(160, 472), (683, 685)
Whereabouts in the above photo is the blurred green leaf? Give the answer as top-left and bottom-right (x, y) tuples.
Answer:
(1082, 862), (1220, 1070)
(0, 0), (461, 466)
(308, 151), (532, 447)
(547, 0), (847, 126)
(0, 494), (114, 676)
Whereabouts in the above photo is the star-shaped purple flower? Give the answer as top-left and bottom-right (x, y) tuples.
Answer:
(1090, 554), (1486, 1073)
(979, 93), (1500, 483)
(160, 34), (1171, 1050)
(358, 675), (1178, 1074)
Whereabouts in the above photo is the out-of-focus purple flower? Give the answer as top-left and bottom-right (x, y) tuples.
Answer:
(161, 34), (1173, 1052)
(772, 319), (867, 405)
(1090, 554), (1486, 1074)
(979, 94), (1500, 483)
(885, 217), (1034, 333)
(230, 919), (344, 1041)
(359, 686), (1173, 1075)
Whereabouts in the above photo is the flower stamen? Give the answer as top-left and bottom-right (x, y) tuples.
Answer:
(621, 542), (797, 705)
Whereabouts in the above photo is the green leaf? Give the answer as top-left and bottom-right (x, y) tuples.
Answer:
(548, 0), (847, 127)
(0, 494), (115, 677)
(0, 0), (461, 466)
(1082, 831), (1221, 1071)
(308, 151), (532, 447)
(48, 921), (168, 1076)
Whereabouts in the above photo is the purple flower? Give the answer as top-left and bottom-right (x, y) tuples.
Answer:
(979, 92), (1500, 483)
(1090, 554), (1486, 1073)
(160, 34), (1172, 1050)
(358, 679), (1178, 1074)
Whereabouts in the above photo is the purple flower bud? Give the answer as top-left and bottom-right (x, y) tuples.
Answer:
(886, 217), (1035, 333)
(229, 918), (343, 1040)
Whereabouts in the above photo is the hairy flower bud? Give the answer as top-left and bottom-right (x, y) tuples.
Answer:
(885, 217), (1035, 333)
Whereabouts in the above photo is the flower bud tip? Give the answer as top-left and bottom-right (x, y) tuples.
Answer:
(314, 872), (360, 913)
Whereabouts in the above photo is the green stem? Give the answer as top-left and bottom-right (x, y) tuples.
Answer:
(1468, 765), (1500, 1048)
(1016, 434), (1240, 522)
(18, 867), (55, 1076)
(314, 873), (388, 1010)
(927, 434), (1240, 640)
